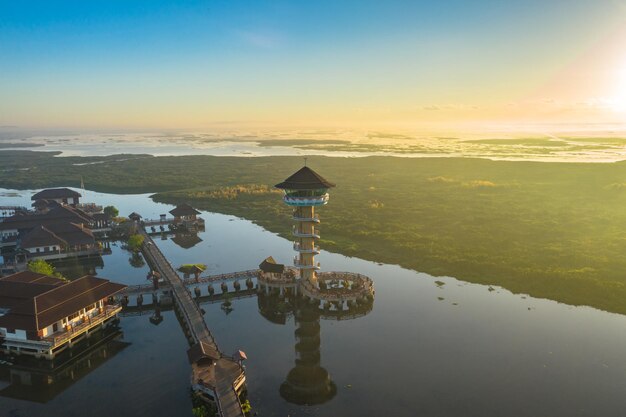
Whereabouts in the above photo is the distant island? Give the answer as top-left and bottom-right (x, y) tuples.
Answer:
(0, 142), (44, 148)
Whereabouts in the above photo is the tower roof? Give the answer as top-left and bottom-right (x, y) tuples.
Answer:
(275, 166), (335, 190)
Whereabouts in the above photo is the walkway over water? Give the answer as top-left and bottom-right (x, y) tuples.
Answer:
(121, 269), (258, 297)
(138, 229), (246, 417)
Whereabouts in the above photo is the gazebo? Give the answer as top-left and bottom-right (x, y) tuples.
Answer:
(169, 204), (201, 223)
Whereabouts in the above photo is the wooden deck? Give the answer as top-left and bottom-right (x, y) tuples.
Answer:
(138, 229), (246, 417)
(121, 269), (258, 297)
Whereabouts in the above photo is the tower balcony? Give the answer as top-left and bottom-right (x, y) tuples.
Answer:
(293, 257), (321, 269)
(292, 214), (320, 223)
(292, 226), (320, 239)
(293, 242), (320, 254)
(283, 193), (329, 207)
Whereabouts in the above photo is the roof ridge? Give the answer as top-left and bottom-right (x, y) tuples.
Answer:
(35, 276), (108, 314)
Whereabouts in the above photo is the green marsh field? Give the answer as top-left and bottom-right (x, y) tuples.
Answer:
(3, 150), (626, 314)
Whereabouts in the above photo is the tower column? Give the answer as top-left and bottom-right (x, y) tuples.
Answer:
(295, 206), (318, 285)
(275, 165), (335, 288)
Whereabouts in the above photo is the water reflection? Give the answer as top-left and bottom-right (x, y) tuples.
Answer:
(170, 232), (203, 249)
(0, 327), (129, 404)
(257, 286), (374, 406)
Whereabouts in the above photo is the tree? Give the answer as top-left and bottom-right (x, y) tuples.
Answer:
(103, 205), (119, 218)
(127, 234), (145, 252)
(27, 259), (66, 280)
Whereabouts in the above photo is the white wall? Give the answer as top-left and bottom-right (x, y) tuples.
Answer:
(26, 245), (60, 254)
(1, 229), (18, 238)
(0, 328), (28, 341)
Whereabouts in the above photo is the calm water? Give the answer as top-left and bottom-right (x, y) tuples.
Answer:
(2, 188), (626, 416)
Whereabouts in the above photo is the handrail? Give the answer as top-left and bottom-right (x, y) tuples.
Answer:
(137, 227), (246, 417)
(46, 305), (121, 345)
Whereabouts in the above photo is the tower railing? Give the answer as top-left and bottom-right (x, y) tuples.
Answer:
(292, 214), (320, 223)
(292, 226), (320, 239)
(293, 257), (321, 269)
(293, 242), (320, 253)
(283, 193), (329, 206)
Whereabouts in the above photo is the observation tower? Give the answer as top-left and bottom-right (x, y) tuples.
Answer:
(275, 165), (335, 286)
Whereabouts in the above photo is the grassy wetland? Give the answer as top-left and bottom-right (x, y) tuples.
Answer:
(4, 149), (626, 314)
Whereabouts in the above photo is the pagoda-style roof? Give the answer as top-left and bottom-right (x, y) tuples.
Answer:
(169, 204), (201, 217)
(259, 256), (285, 273)
(128, 212), (142, 220)
(275, 166), (335, 190)
(31, 188), (81, 201)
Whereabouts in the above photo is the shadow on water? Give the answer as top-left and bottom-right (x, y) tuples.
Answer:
(257, 288), (374, 406)
(0, 327), (129, 404)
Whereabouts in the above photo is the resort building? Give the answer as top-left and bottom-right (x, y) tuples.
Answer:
(0, 200), (106, 266)
(275, 166), (335, 285)
(31, 188), (81, 207)
(0, 271), (125, 359)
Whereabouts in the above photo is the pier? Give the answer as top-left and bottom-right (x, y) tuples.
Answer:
(121, 269), (258, 299)
(138, 229), (246, 417)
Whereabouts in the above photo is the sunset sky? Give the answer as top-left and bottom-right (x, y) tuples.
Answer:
(1, 0), (626, 129)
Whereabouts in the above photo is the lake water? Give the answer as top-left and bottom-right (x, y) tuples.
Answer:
(2, 188), (626, 416)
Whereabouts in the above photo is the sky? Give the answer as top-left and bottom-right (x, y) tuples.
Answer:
(1, 0), (626, 130)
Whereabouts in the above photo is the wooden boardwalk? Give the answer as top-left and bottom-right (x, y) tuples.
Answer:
(139, 229), (246, 417)
(121, 269), (259, 297)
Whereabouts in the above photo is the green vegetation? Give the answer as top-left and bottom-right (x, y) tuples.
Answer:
(241, 399), (252, 414)
(28, 259), (67, 280)
(103, 205), (119, 217)
(190, 391), (217, 417)
(178, 264), (207, 274)
(126, 234), (145, 252)
(6, 150), (626, 313)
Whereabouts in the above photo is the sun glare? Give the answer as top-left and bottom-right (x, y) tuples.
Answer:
(609, 64), (626, 113)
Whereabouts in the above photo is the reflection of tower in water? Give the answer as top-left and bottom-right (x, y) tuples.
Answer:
(257, 288), (374, 405)
(281, 300), (336, 404)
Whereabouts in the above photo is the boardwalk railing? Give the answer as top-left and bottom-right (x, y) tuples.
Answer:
(121, 269), (260, 297)
(137, 228), (245, 417)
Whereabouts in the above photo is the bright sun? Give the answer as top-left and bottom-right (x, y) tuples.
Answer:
(610, 65), (626, 113)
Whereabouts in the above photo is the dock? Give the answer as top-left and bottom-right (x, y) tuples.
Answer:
(138, 229), (246, 417)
